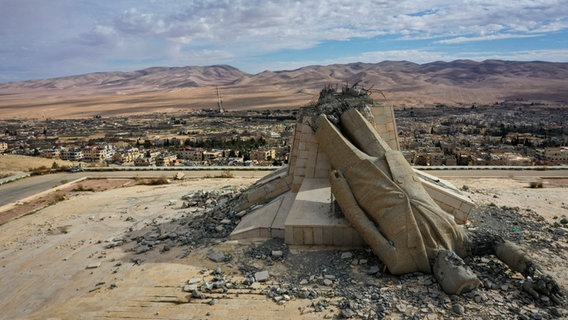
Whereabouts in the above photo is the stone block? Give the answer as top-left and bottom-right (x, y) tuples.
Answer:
(333, 227), (350, 246)
(271, 228), (285, 239)
(254, 270), (270, 282)
(259, 228), (271, 238)
(303, 227), (314, 245)
(293, 227), (303, 245)
(313, 227), (323, 244)
(322, 227), (333, 245)
(284, 227), (294, 244)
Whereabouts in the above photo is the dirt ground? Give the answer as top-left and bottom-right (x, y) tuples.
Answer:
(451, 177), (568, 224)
(0, 154), (77, 177)
(0, 175), (566, 319)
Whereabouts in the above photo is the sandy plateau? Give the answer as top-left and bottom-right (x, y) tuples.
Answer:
(0, 175), (567, 319)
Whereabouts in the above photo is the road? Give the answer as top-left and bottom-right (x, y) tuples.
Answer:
(0, 170), (271, 209)
(1, 168), (567, 209)
(421, 169), (568, 178)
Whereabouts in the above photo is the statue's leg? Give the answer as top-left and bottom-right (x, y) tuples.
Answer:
(330, 170), (400, 270)
(432, 250), (482, 294)
(469, 231), (565, 304)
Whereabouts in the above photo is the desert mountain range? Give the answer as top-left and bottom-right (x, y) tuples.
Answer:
(1, 60), (567, 119)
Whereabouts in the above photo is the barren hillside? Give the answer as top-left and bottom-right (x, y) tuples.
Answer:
(0, 60), (566, 119)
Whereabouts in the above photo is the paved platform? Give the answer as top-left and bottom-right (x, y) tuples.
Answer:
(284, 178), (364, 247)
(230, 192), (296, 240)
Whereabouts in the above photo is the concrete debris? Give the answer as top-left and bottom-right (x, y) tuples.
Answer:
(86, 262), (101, 269)
(340, 252), (353, 259)
(113, 171), (566, 319)
(183, 284), (198, 292)
(254, 270), (269, 282)
(340, 308), (356, 318)
(208, 252), (226, 263)
(191, 289), (206, 299)
(367, 265), (380, 275)
(271, 250), (283, 258)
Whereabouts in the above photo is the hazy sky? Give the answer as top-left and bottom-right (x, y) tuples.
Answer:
(1, 0), (567, 82)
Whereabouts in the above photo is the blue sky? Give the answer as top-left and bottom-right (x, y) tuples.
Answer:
(1, 0), (567, 83)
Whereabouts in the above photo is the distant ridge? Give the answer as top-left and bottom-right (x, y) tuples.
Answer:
(0, 65), (248, 92)
(0, 60), (567, 119)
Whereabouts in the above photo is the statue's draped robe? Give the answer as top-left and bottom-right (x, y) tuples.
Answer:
(316, 109), (469, 274)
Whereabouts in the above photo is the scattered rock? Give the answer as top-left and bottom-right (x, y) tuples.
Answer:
(341, 308), (356, 318)
(254, 270), (270, 282)
(191, 290), (206, 299)
(341, 252), (353, 259)
(367, 265), (380, 275)
(209, 252), (226, 263)
(135, 245), (151, 254)
(183, 284), (198, 292)
(86, 262), (101, 269)
(452, 303), (465, 315)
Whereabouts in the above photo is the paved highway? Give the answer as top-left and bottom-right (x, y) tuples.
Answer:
(0, 173), (75, 207)
(421, 169), (568, 178)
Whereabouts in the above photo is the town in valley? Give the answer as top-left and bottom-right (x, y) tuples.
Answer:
(1, 100), (567, 172)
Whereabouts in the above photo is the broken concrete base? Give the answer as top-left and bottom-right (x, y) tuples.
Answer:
(230, 173), (473, 247)
(231, 178), (364, 247)
(284, 178), (364, 246)
(230, 104), (475, 246)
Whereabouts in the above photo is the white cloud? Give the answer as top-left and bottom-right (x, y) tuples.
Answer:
(436, 34), (542, 44)
(1, 0), (568, 81)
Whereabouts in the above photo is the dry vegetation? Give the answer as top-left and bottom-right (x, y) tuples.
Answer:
(0, 154), (76, 176)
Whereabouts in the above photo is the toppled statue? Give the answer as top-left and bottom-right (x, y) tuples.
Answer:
(313, 84), (564, 303)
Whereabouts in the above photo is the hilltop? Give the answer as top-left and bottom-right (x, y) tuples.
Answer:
(0, 60), (567, 119)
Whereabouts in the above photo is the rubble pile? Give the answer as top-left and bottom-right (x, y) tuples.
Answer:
(112, 186), (249, 255)
(109, 187), (567, 319)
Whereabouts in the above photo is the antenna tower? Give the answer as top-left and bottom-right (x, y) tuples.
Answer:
(216, 87), (224, 113)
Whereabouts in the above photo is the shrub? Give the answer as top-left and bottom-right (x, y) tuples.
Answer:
(48, 192), (67, 205)
(73, 184), (95, 192)
(216, 170), (234, 178)
(30, 165), (50, 176)
(137, 176), (169, 185)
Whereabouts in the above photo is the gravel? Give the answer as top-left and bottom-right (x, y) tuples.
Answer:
(111, 186), (567, 319)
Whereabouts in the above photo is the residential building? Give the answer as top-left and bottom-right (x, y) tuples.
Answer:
(203, 150), (223, 163)
(112, 147), (141, 164)
(155, 154), (177, 166)
(537, 147), (568, 165)
(250, 148), (276, 161)
(60, 148), (84, 161)
(177, 147), (204, 161)
(83, 145), (114, 163)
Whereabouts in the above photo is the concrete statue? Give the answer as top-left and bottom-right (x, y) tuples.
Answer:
(313, 84), (564, 303)
(230, 84), (564, 304)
